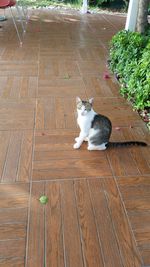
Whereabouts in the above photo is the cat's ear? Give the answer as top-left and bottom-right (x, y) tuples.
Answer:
(89, 98), (94, 104)
(76, 97), (81, 104)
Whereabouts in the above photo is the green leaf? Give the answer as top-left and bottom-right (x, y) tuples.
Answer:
(39, 195), (48, 205)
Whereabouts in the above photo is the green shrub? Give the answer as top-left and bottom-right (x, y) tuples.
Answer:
(123, 40), (150, 110)
(109, 30), (147, 81)
(109, 30), (150, 110)
(89, 0), (115, 8)
(20, 0), (129, 8)
(95, 0), (129, 9)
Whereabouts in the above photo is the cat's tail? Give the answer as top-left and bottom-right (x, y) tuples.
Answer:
(106, 141), (147, 148)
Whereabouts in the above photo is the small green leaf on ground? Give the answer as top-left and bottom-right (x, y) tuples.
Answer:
(63, 74), (70, 79)
(39, 195), (48, 205)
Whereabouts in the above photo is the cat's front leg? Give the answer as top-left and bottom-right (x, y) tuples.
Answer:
(73, 132), (88, 149)
(75, 137), (79, 142)
(75, 137), (88, 142)
(73, 143), (81, 149)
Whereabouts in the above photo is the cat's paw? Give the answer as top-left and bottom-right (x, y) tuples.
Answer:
(75, 137), (79, 142)
(87, 146), (93, 151)
(73, 143), (80, 149)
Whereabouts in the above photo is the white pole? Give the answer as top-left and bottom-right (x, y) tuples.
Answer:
(81, 0), (88, 14)
(125, 0), (140, 31)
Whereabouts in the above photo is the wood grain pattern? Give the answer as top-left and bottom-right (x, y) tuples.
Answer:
(107, 148), (140, 176)
(93, 98), (144, 127)
(0, 183), (29, 266)
(0, 9), (149, 267)
(0, 208), (28, 224)
(0, 131), (10, 179)
(107, 127), (149, 176)
(88, 179), (123, 267)
(83, 75), (120, 97)
(26, 182), (45, 267)
(0, 61), (38, 76)
(0, 192), (29, 209)
(0, 257), (24, 267)
(134, 229), (150, 246)
(103, 178), (142, 267)
(17, 131), (33, 182)
(36, 97), (78, 130)
(0, 240), (26, 258)
(20, 77), (37, 98)
(122, 127), (150, 174)
(39, 59), (80, 79)
(0, 75), (34, 100)
(117, 175), (150, 265)
(117, 176), (150, 199)
(33, 132), (112, 180)
(1, 46), (39, 61)
(117, 176), (150, 213)
(38, 78), (86, 97)
(128, 211), (150, 231)
(139, 247), (150, 266)
(74, 180), (105, 267)
(77, 60), (105, 75)
(2, 131), (22, 182)
(0, 131), (33, 182)
(45, 182), (65, 267)
(55, 97), (66, 129)
(0, 223), (26, 240)
(77, 46), (106, 61)
(27, 179), (143, 267)
(0, 99), (35, 130)
(61, 181), (84, 267)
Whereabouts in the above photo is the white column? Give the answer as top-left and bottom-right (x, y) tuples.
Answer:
(81, 0), (88, 14)
(125, 0), (140, 31)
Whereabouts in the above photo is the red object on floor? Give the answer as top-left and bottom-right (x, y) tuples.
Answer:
(0, 0), (16, 8)
(115, 127), (121, 131)
(9, 0), (16, 7)
(0, 0), (10, 7)
(0, 0), (22, 44)
(103, 72), (110, 79)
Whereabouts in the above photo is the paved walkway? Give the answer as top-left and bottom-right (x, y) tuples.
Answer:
(0, 8), (150, 267)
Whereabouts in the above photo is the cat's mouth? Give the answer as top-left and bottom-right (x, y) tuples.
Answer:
(81, 111), (87, 116)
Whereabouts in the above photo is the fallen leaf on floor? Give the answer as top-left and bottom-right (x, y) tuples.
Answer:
(63, 74), (70, 79)
(103, 72), (110, 79)
(115, 127), (121, 130)
(39, 196), (48, 205)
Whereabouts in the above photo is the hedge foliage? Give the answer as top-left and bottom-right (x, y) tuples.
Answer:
(109, 30), (150, 110)
(20, 0), (129, 8)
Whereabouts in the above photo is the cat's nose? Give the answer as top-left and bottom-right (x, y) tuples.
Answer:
(81, 110), (87, 116)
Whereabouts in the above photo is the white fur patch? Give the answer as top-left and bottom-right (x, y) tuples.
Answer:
(88, 128), (99, 139)
(74, 108), (97, 149)
(73, 143), (81, 149)
(88, 143), (107, 151)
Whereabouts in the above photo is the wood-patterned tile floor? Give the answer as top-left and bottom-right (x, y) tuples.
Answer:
(0, 8), (149, 267)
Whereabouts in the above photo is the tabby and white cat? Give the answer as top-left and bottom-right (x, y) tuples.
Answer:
(74, 97), (147, 150)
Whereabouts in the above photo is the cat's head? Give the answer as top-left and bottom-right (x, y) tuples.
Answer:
(76, 97), (94, 116)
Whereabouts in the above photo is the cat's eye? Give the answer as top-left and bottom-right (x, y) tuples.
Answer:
(77, 102), (82, 109)
(85, 103), (91, 110)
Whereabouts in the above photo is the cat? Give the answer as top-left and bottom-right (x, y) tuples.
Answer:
(73, 97), (147, 150)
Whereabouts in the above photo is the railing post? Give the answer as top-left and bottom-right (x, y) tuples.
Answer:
(81, 0), (88, 14)
(125, 0), (140, 31)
